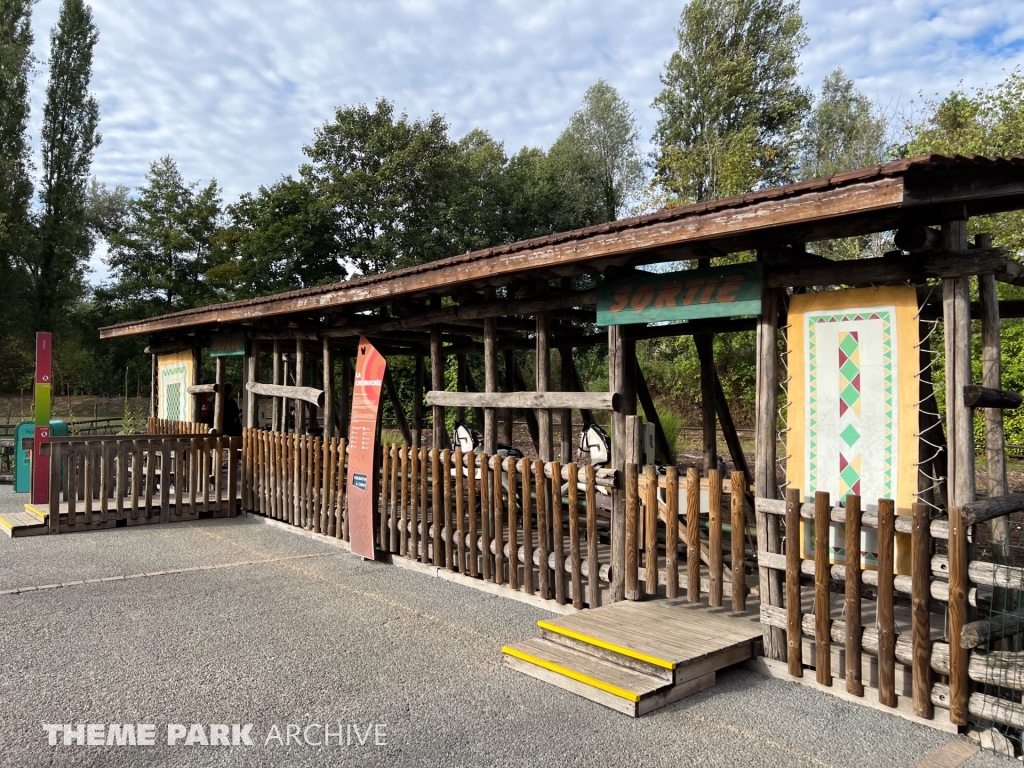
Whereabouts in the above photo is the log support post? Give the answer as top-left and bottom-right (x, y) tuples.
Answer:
(245, 341), (259, 429)
(340, 354), (352, 439)
(431, 326), (445, 450)
(272, 341), (282, 433)
(213, 357), (226, 434)
(412, 355), (424, 447)
(536, 310), (552, 462)
(456, 353), (467, 424)
(560, 347), (572, 463)
(150, 353), (158, 419)
(484, 312), (498, 455)
(755, 277), (785, 661)
(977, 233), (1009, 563)
(695, 333), (717, 474)
(323, 338), (335, 439)
(191, 346), (202, 423)
(609, 324), (637, 602)
(295, 339), (306, 434)
(502, 348), (515, 446)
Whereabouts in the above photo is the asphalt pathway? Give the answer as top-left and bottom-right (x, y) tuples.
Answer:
(0, 485), (1013, 767)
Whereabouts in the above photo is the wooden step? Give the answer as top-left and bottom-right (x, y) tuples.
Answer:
(503, 637), (671, 716)
(0, 509), (48, 538)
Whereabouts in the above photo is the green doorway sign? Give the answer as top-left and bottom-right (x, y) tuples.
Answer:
(597, 262), (763, 326)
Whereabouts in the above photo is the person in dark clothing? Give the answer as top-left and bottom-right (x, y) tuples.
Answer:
(222, 383), (243, 436)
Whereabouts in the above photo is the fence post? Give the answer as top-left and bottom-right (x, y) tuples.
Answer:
(948, 504), (969, 726)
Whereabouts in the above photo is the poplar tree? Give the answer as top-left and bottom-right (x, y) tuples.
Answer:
(34, 0), (100, 332)
(0, 0), (34, 273)
(652, 0), (810, 204)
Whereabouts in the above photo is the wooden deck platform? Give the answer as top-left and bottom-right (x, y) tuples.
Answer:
(503, 598), (763, 716)
(0, 497), (236, 538)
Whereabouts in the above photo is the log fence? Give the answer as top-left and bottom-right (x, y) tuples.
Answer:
(755, 488), (1024, 736)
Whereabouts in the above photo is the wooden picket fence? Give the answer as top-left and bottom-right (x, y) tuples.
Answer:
(242, 428), (349, 537)
(46, 434), (242, 533)
(148, 417), (211, 435)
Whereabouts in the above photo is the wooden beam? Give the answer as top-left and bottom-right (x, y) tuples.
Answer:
(894, 225), (942, 252)
(766, 247), (1013, 289)
(462, 359), (486, 428)
(635, 362), (674, 465)
(187, 383), (219, 395)
(425, 390), (619, 410)
(248, 329), (320, 341)
(964, 385), (1022, 410)
(625, 317), (758, 341)
(383, 366), (412, 445)
(245, 382), (325, 408)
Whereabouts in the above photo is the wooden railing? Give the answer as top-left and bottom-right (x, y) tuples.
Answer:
(47, 434), (241, 533)
(377, 447), (617, 608)
(239, 430), (750, 614)
(629, 465), (749, 608)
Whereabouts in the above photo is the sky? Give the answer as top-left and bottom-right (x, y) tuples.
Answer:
(24, 0), (1024, 280)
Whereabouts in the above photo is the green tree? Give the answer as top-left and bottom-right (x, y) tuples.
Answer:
(0, 0), (34, 275)
(33, 0), (100, 332)
(0, 0), (36, 390)
(905, 70), (1024, 255)
(100, 156), (224, 316)
(801, 68), (887, 179)
(801, 69), (890, 259)
(301, 99), (465, 276)
(652, 0), (811, 204)
(214, 176), (342, 299)
(560, 79), (644, 220)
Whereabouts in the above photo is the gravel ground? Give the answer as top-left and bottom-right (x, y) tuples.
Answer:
(0, 484), (1014, 767)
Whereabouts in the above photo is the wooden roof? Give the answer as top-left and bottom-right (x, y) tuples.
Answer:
(101, 154), (1024, 340)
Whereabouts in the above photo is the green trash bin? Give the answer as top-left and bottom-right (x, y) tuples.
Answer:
(14, 420), (68, 493)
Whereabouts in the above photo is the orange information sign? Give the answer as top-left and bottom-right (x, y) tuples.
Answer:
(347, 337), (386, 558)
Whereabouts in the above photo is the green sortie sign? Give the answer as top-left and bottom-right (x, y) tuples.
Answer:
(597, 262), (763, 326)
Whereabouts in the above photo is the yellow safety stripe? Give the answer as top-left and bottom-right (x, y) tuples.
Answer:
(537, 619), (676, 670)
(23, 504), (47, 521)
(0, 516), (13, 531)
(502, 645), (640, 703)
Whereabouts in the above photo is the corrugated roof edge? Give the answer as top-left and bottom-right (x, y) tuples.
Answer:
(100, 154), (1023, 333)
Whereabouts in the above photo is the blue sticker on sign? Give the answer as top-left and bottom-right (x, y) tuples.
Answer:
(353, 473), (367, 491)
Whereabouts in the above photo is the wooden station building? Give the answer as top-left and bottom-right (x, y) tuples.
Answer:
(16, 154), (1024, 739)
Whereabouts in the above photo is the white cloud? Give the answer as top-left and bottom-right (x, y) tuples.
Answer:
(23, 0), (1023, 226)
